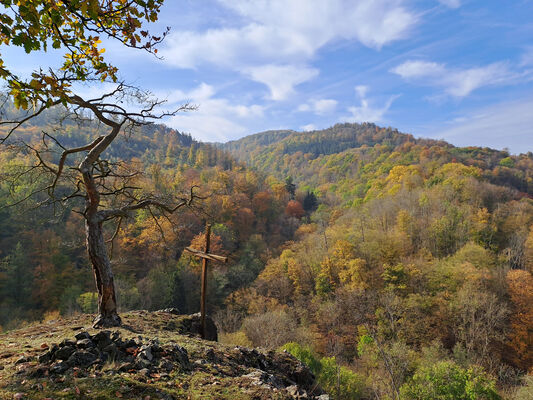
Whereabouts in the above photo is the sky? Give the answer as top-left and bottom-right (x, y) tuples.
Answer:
(2, 0), (533, 153)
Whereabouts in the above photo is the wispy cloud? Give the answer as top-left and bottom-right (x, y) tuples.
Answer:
(427, 98), (533, 153)
(391, 60), (521, 97)
(298, 98), (338, 115)
(161, 0), (417, 99)
(438, 0), (461, 9)
(343, 85), (398, 123)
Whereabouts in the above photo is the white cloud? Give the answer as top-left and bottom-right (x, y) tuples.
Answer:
(245, 65), (319, 100)
(344, 85), (398, 123)
(301, 124), (317, 132)
(298, 98), (338, 115)
(160, 83), (264, 142)
(438, 0), (461, 8)
(391, 60), (518, 97)
(427, 99), (533, 154)
(162, 0), (417, 98)
(520, 47), (533, 67)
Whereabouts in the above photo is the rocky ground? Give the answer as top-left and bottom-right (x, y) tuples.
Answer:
(0, 311), (328, 399)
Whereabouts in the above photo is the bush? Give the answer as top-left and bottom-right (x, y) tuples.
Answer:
(319, 357), (366, 400)
(282, 342), (365, 400)
(77, 292), (98, 313)
(399, 360), (501, 400)
(281, 342), (322, 375)
(513, 375), (533, 400)
(242, 310), (298, 348)
(219, 331), (253, 347)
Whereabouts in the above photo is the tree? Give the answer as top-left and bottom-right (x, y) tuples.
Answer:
(0, 2), (202, 327)
(285, 200), (305, 219)
(285, 176), (296, 200)
(506, 270), (533, 370)
(303, 190), (318, 219)
(0, 0), (167, 111)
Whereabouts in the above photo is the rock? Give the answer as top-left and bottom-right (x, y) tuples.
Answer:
(118, 362), (135, 372)
(134, 357), (152, 370)
(59, 339), (76, 348)
(66, 350), (98, 367)
(102, 343), (118, 358)
(188, 313), (218, 341)
(158, 308), (180, 315)
(76, 338), (95, 349)
(168, 344), (189, 368)
(29, 366), (48, 378)
(158, 359), (174, 372)
(74, 331), (91, 341)
(15, 355), (33, 365)
(92, 331), (112, 349)
(37, 351), (52, 364)
(138, 345), (153, 361)
(49, 361), (69, 374)
(55, 346), (75, 361)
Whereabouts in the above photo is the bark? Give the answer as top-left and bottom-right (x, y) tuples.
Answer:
(86, 216), (121, 328)
(78, 120), (122, 328)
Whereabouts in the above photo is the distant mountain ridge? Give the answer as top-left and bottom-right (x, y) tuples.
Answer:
(218, 122), (447, 167)
(217, 122), (532, 201)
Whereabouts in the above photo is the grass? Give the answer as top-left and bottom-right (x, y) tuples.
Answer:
(0, 311), (302, 399)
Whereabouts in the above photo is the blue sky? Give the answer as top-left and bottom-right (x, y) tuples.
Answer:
(3, 0), (533, 153)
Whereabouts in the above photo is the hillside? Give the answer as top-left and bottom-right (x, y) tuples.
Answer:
(219, 123), (533, 202)
(1, 117), (533, 399)
(0, 311), (324, 399)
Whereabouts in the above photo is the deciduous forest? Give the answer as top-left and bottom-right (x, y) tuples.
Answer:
(1, 113), (532, 398)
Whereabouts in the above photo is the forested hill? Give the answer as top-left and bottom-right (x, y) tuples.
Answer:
(219, 122), (533, 202)
(2, 113), (533, 398)
(219, 123), (442, 166)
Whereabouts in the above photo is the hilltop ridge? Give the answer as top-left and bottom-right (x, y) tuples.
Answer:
(0, 311), (325, 399)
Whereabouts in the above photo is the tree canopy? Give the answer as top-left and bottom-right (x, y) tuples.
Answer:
(0, 0), (166, 109)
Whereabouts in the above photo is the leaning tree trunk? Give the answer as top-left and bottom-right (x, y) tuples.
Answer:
(86, 216), (121, 328)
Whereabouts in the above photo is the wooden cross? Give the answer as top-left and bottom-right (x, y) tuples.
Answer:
(184, 223), (228, 339)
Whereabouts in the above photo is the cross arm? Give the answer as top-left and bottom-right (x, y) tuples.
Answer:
(184, 247), (228, 263)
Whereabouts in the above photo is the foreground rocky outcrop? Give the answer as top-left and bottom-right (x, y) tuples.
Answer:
(0, 311), (328, 399)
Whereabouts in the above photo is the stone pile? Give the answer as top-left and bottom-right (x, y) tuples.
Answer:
(33, 330), (189, 377)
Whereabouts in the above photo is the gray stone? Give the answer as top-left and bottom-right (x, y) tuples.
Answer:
(49, 361), (69, 374)
(92, 331), (112, 349)
(66, 350), (98, 367)
(74, 331), (91, 341)
(102, 343), (117, 357)
(37, 351), (52, 364)
(15, 355), (33, 365)
(139, 345), (153, 361)
(134, 357), (152, 370)
(76, 338), (95, 349)
(60, 339), (76, 347)
(55, 346), (75, 361)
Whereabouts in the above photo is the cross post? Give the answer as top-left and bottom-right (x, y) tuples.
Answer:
(184, 223), (228, 338)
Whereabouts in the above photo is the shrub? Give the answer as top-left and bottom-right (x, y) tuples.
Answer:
(77, 292), (98, 313)
(281, 342), (322, 375)
(319, 357), (366, 400)
(399, 360), (501, 400)
(282, 342), (365, 400)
